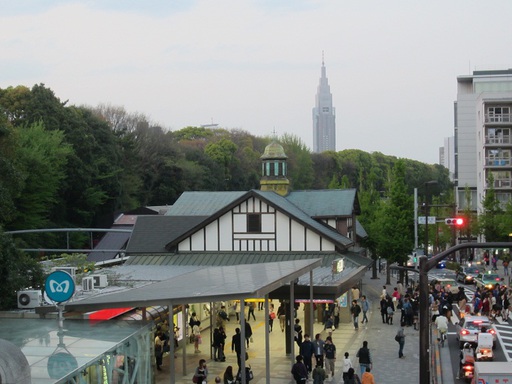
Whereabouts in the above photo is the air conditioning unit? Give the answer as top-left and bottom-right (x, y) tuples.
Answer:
(17, 290), (42, 309)
(82, 277), (94, 292)
(91, 274), (108, 288)
(51, 267), (77, 279)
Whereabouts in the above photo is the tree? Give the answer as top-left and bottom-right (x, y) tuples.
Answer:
(374, 160), (415, 284)
(280, 134), (314, 190)
(0, 229), (44, 310)
(479, 174), (507, 241)
(8, 121), (72, 230)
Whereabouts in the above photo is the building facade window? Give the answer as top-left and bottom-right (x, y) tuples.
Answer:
(247, 214), (261, 233)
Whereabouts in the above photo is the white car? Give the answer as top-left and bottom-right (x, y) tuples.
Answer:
(456, 315), (497, 349)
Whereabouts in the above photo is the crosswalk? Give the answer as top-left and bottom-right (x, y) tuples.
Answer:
(495, 324), (512, 362)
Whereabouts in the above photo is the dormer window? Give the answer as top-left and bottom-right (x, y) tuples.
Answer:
(247, 214), (261, 233)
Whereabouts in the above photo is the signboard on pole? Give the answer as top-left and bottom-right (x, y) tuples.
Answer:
(418, 216), (436, 225)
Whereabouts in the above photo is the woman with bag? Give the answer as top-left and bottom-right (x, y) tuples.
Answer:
(193, 325), (202, 353)
(193, 359), (208, 383)
(269, 304), (276, 332)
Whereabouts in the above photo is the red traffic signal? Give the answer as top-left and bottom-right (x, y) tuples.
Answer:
(445, 217), (465, 226)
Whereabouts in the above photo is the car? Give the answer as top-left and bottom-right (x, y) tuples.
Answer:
(475, 272), (503, 290)
(430, 277), (459, 294)
(437, 260), (447, 269)
(457, 266), (481, 284)
(456, 315), (497, 349)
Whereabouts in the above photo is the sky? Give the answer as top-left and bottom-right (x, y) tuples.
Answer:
(2, 1), (512, 164)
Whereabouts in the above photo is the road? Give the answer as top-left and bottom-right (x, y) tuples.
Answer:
(428, 268), (511, 382)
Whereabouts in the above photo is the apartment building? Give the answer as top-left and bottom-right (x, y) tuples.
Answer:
(454, 69), (512, 213)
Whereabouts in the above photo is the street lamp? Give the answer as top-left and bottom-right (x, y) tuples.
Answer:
(420, 180), (437, 384)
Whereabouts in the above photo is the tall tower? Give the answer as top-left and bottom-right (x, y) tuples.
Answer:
(313, 53), (336, 153)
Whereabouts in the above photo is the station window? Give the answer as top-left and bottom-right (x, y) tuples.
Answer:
(247, 214), (261, 233)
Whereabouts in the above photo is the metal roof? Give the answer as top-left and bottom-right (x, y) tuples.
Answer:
(165, 191), (247, 216)
(286, 189), (360, 216)
(126, 215), (207, 253)
(62, 259), (322, 312)
(87, 228), (132, 262)
(125, 251), (365, 269)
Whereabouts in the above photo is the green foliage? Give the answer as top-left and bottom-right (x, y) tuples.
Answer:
(0, 229), (44, 310)
(479, 173), (510, 241)
(280, 134), (314, 190)
(374, 160), (415, 265)
(9, 121), (72, 230)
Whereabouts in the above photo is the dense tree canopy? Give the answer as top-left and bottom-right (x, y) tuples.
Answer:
(0, 83), (458, 307)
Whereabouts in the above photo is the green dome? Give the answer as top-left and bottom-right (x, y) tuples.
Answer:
(261, 141), (287, 159)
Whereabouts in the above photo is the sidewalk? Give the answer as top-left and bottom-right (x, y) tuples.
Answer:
(157, 271), (425, 383)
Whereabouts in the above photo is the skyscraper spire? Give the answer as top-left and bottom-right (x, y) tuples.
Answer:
(312, 53), (336, 153)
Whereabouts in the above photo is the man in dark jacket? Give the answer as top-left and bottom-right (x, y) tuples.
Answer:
(291, 355), (308, 383)
(350, 300), (361, 330)
(356, 340), (372, 377)
(299, 334), (315, 374)
(231, 328), (242, 368)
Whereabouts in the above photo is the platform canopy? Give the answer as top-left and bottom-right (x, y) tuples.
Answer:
(62, 259), (323, 313)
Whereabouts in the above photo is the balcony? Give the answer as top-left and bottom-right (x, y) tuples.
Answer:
(485, 135), (511, 145)
(485, 113), (512, 123)
(485, 157), (512, 167)
(492, 179), (512, 189)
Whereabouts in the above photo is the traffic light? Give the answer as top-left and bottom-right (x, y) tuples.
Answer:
(445, 217), (465, 226)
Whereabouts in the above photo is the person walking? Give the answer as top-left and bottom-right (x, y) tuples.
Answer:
(356, 340), (372, 377)
(361, 366), (375, 384)
(342, 352), (353, 383)
(294, 318), (303, 347)
(247, 302), (256, 321)
(154, 331), (164, 371)
(333, 303), (340, 328)
(299, 334), (315, 375)
(217, 305), (230, 329)
(212, 328), (222, 361)
(386, 296), (395, 325)
(361, 296), (370, 324)
(350, 300), (361, 330)
(244, 321), (253, 348)
(379, 296), (387, 324)
(396, 322), (406, 358)
(324, 336), (336, 380)
(312, 363), (326, 384)
(231, 328), (242, 368)
(277, 302), (286, 332)
(313, 333), (325, 368)
(268, 304), (276, 332)
(291, 355), (308, 384)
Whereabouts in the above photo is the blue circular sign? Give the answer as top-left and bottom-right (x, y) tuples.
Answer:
(45, 271), (75, 303)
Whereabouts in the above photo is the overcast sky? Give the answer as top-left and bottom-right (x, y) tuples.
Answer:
(2, 1), (512, 164)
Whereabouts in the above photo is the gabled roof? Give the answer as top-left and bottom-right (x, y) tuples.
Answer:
(166, 191), (247, 216)
(164, 190), (353, 250)
(126, 215), (207, 253)
(286, 189), (360, 216)
(87, 228), (131, 262)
